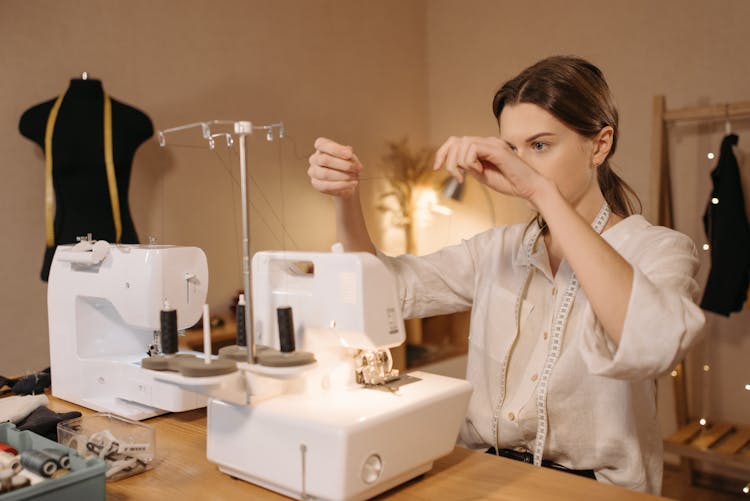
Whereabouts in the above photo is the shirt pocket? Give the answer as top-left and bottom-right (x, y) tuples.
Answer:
(469, 285), (534, 363)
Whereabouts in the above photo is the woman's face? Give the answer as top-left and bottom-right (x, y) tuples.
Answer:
(498, 103), (605, 211)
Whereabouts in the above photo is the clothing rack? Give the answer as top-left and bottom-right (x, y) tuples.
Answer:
(651, 96), (750, 485)
(650, 96), (750, 229)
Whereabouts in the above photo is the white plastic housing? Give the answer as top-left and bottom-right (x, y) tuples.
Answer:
(48, 243), (210, 420)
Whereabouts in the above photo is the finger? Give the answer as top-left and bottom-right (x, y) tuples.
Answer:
(311, 151), (361, 173)
(467, 162), (512, 195)
(314, 137), (353, 160)
(445, 143), (464, 183)
(475, 140), (532, 177)
(464, 143), (483, 173)
(349, 152), (364, 172)
(457, 139), (481, 174)
(307, 163), (359, 182)
(432, 137), (453, 171)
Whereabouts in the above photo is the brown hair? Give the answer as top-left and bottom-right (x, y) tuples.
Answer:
(492, 55), (641, 217)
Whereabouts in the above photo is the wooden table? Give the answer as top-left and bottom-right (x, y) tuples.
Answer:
(46, 396), (670, 500)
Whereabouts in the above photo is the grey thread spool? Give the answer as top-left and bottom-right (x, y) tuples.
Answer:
(236, 295), (247, 347)
(42, 448), (70, 469)
(277, 306), (295, 353)
(160, 307), (178, 355)
(20, 450), (58, 477)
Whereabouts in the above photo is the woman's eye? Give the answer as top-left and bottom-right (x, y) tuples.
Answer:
(532, 141), (547, 151)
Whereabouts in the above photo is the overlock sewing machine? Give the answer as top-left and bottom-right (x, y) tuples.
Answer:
(154, 249), (473, 501)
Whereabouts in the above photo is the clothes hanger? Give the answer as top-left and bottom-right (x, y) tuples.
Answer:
(724, 103), (732, 135)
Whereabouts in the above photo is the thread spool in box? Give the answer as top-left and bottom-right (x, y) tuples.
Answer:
(0, 450), (21, 474)
(0, 442), (18, 455)
(20, 450), (58, 477)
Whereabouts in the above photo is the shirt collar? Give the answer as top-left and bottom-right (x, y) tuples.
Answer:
(512, 219), (540, 269)
(511, 211), (644, 275)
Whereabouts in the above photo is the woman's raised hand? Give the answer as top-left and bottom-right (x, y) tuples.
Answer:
(308, 137), (363, 199)
(432, 136), (548, 204)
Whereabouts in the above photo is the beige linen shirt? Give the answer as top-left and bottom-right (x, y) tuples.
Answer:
(377, 214), (705, 494)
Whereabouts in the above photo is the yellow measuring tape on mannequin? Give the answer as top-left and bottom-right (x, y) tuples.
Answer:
(43, 93), (122, 247)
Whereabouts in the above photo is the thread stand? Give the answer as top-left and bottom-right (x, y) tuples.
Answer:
(158, 119), (284, 366)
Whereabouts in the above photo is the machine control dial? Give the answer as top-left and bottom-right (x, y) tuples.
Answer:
(361, 454), (383, 484)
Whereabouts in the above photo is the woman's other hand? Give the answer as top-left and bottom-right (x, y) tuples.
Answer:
(308, 137), (363, 199)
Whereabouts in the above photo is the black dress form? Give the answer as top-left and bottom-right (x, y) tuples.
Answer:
(19, 79), (153, 281)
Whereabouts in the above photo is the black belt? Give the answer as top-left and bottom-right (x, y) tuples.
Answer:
(486, 447), (596, 480)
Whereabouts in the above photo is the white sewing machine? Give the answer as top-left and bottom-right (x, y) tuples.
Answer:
(47, 239), (210, 420)
(156, 250), (473, 501)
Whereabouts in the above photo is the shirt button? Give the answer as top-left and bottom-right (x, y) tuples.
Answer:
(551, 287), (557, 296)
(508, 412), (516, 421)
(543, 331), (549, 340)
(531, 373), (538, 382)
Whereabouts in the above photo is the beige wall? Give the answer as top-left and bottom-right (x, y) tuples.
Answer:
(2, 0), (749, 464)
(0, 0), (428, 374)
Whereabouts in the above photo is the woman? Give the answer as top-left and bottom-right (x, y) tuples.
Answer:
(307, 55), (704, 494)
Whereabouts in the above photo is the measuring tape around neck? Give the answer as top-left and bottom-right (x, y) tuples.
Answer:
(491, 202), (611, 466)
(44, 92), (122, 247)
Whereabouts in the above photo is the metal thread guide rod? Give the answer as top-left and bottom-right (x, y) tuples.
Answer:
(157, 119), (285, 364)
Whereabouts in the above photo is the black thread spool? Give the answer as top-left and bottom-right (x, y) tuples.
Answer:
(277, 306), (295, 353)
(160, 307), (178, 355)
(20, 450), (58, 477)
(236, 297), (247, 347)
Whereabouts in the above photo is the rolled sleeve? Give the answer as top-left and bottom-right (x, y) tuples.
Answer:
(375, 230), (501, 319)
(580, 230), (706, 380)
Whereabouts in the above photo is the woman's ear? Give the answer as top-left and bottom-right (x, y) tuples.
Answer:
(592, 126), (614, 167)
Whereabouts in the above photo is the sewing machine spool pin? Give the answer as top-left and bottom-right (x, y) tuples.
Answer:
(299, 444), (309, 501)
(215, 295), (251, 362)
(236, 294), (247, 347)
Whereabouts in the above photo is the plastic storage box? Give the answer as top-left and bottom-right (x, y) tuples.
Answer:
(0, 422), (105, 501)
(57, 413), (155, 481)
